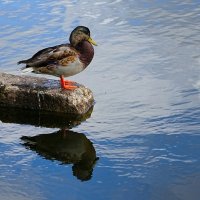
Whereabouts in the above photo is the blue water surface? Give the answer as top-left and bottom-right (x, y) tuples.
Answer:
(0, 0), (200, 200)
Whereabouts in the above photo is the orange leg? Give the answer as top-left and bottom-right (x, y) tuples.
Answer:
(60, 75), (77, 90)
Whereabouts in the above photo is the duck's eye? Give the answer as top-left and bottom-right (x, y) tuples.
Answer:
(82, 30), (89, 35)
(80, 28), (90, 36)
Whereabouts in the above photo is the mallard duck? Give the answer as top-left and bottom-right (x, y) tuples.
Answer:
(18, 26), (97, 90)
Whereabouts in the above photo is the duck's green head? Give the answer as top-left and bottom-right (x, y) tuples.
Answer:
(70, 26), (97, 47)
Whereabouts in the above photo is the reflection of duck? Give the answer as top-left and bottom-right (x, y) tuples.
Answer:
(18, 26), (97, 90)
(21, 129), (98, 181)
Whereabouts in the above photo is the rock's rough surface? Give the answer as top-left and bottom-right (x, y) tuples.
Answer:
(0, 73), (94, 115)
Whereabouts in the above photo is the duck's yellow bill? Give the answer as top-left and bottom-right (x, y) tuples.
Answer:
(88, 37), (97, 46)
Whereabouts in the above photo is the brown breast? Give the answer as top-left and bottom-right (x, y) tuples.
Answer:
(76, 41), (94, 68)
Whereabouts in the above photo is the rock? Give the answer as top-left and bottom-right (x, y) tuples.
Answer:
(0, 73), (94, 115)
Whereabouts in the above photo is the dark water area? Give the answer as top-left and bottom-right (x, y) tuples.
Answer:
(0, 0), (200, 199)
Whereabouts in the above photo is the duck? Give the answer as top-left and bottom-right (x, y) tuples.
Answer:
(18, 26), (97, 90)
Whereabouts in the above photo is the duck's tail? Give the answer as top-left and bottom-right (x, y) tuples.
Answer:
(21, 66), (34, 73)
(17, 59), (28, 65)
(18, 59), (34, 73)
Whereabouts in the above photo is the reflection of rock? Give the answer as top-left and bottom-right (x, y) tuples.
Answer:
(0, 106), (93, 129)
(21, 129), (98, 181)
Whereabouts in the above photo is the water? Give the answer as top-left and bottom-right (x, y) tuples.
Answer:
(0, 0), (200, 199)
